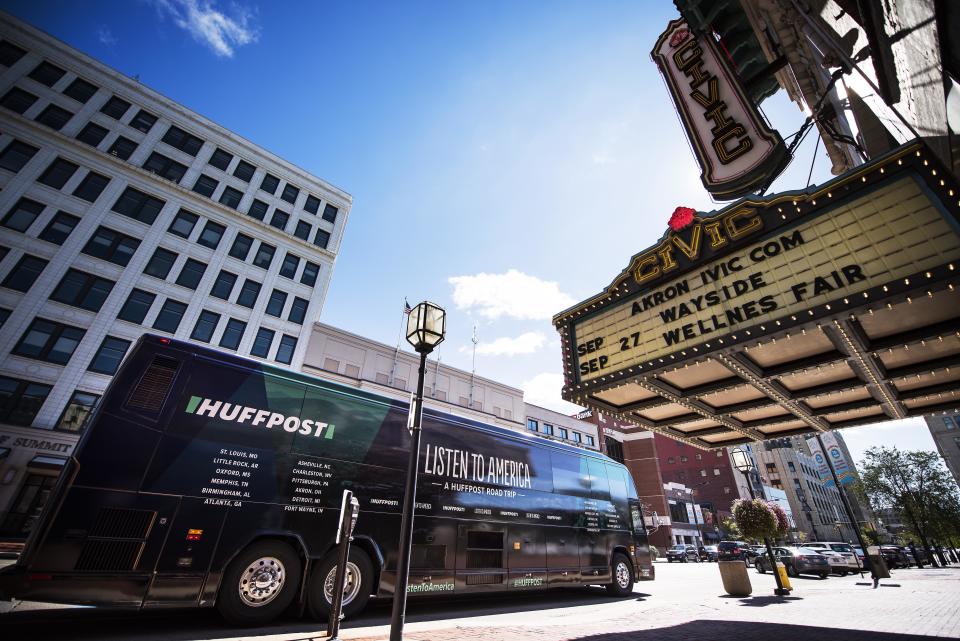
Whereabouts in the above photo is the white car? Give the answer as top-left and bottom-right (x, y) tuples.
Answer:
(805, 542), (861, 572)
(815, 549), (850, 575)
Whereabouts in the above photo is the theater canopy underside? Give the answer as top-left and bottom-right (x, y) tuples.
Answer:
(554, 142), (960, 449)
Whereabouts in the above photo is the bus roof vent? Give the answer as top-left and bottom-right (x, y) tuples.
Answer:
(126, 355), (179, 414)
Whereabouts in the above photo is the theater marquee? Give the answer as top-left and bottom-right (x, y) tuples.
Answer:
(555, 143), (960, 448)
(652, 18), (789, 200)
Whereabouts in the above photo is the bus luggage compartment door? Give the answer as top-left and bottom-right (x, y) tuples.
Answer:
(507, 525), (545, 590)
(546, 527), (579, 586)
(456, 524), (506, 592)
(407, 520), (456, 596)
(579, 529), (611, 583)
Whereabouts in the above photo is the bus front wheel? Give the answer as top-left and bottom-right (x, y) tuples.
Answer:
(216, 540), (303, 626)
(308, 547), (373, 620)
(605, 553), (634, 597)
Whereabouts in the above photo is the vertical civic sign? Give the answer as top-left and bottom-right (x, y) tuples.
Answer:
(808, 434), (855, 487)
(652, 18), (789, 200)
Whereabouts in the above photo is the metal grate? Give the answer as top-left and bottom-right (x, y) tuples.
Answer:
(465, 573), (503, 585)
(126, 356), (179, 413)
(75, 540), (143, 572)
(89, 507), (154, 539)
(74, 507), (155, 572)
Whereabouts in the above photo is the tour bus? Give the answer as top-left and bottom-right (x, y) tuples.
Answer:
(0, 335), (654, 625)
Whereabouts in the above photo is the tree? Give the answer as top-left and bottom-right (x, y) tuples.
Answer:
(857, 447), (960, 562)
(720, 515), (742, 540)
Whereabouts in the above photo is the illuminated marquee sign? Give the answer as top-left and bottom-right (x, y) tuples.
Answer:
(652, 18), (789, 200)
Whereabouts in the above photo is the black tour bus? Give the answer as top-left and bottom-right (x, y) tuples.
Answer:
(0, 335), (653, 624)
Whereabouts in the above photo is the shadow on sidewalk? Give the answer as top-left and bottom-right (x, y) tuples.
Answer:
(570, 619), (939, 641)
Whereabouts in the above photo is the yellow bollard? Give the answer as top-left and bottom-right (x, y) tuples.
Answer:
(776, 563), (792, 591)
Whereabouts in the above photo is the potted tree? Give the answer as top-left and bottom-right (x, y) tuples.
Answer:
(727, 499), (791, 595)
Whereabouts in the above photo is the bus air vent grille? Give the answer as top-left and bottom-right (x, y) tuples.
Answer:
(75, 539), (143, 572)
(465, 573), (504, 585)
(126, 356), (179, 413)
(89, 507), (155, 539)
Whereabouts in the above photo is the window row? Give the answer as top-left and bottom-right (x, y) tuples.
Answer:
(10, 316), (131, 374)
(524, 418), (595, 446)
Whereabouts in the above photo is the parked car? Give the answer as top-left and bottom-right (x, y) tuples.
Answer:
(702, 545), (719, 562)
(814, 549), (851, 575)
(667, 544), (701, 563)
(805, 542), (861, 572)
(717, 540), (755, 563)
(880, 545), (911, 569)
(755, 546), (831, 578)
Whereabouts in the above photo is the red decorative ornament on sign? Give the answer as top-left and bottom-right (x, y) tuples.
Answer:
(668, 206), (696, 231)
(669, 28), (690, 48)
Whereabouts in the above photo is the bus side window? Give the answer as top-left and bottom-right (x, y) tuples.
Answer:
(605, 464), (629, 505)
(550, 452), (591, 498)
(586, 459), (611, 502)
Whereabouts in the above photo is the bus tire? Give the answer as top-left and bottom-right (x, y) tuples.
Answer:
(605, 553), (634, 597)
(307, 547), (373, 620)
(216, 540), (302, 626)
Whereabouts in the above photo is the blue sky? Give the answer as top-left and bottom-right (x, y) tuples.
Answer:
(6, 0), (940, 465)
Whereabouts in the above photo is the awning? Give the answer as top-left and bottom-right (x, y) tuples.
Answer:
(28, 455), (67, 471)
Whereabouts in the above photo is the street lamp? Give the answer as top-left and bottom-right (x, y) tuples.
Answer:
(731, 447), (789, 597)
(389, 301), (446, 641)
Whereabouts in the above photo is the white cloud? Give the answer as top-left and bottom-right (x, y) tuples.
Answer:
(522, 372), (582, 415)
(152, 0), (258, 58)
(463, 331), (545, 357)
(448, 269), (575, 320)
(97, 26), (117, 46)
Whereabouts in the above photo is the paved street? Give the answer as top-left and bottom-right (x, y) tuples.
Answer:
(1, 560), (958, 640)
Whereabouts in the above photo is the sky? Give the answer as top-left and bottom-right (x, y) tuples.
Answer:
(5, 0), (941, 466)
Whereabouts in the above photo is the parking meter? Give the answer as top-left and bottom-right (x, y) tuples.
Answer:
(328, 490), (360, 640)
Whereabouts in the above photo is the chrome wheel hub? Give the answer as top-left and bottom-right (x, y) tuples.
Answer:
(238, 556), (285, 607)
(615, 561), (631, 588)
(324, 561), (361, 605)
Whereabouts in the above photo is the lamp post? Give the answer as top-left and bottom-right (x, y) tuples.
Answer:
(388, 301), (446, 641)
(731, 448), (789, 596)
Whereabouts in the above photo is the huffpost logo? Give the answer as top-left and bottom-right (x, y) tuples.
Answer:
(185, 396), (335, 439)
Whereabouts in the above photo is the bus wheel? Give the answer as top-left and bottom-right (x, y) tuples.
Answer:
(308, 547), (373, 620)
(605, 553), (633, 597)
(217, 540), (302, 626)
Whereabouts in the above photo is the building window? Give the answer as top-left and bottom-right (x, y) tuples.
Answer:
(294, 220), (311, 241)
(716, 451), (723, 457)
(667, 457), (675, 464)
(228, 233), (254, 260)
(0, 139), (40, 172)
(62, 77), (98, 103)
(117, 289), (155, 324)
(250, 327), (274, 358)
(144, 247), (178, 279)
(1, 87), (38, 114)
(107, 136), (137, 160)
(112, 186), (164, 223)
(259, 173), (280, 194)
(527, 418), (538, 431)
(82, 226), (140, 266)
(100, 95), (131, 120)
(314, 229), (331, 249)
(39, 211), (80, 245)
(2, 255), (48, 292)
(88, 336), (131, 374)
(724, 487), (731, 495)
(0, 308), (8, 329)
(38, 157), (80, 190)
(236, 279), (261, 308)
(210, 270), (237, 300)
(208, 148), (233, 170)
(190, 310), (220, 343)
(695, 453), (702, 460)
(162, 125), (204, 156)
(3, 198), (45, 232)
(71, 171), (110, 202)
(56, 391), (99, 433)
(280, 253), (299, 279)
(175, 258), (207, 290)
(265, 289), (287, 317)
(304, 195), (320, 214)
(29, 61), (66, 86)
(0, 376), (52, 426)
(275, 334), (297, 364)
(585, 435), (595, 447)
(35, 104), (74, 131)
(542, 423), (554, 436)
(233, 159), (255, 182)
(700, 469), (707, 477)
(168, 208), (199, 238)
(322, 204), (338, 223)
(301, 261), (319, 286)
(76, 122), (108, 147)
(787, 462), (796, 473)
(219, 318), (246, 350)
(50, 269), (114, 311)
(152, 299), (188, 333)
(280, 183), (299, 204)
(253, 243), (275, 269)
(192, 174), (218, 198)
(269, 209), (289, 231)
(247, 199), (268, 220)
(128, 109), (157, 133)
(0, 41), (27, 66)
(572, 432), (582, 443)
(143, 152), (188, 183)
(289, 297), (308, 324)
(713, 468), (721, 476)
(219, 186), (243, 209)
(196, 220), (226, 249)
(14, 318), (85, 364)
(556, 427), (567, 439)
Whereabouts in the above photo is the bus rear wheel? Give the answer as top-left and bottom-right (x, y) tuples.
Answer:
(605, 553), (634, 597)
(216, 540), (302, 626)
(307, 547), (373, 620)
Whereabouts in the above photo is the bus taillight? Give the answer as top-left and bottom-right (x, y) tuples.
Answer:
(186, 529), (203, 541)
